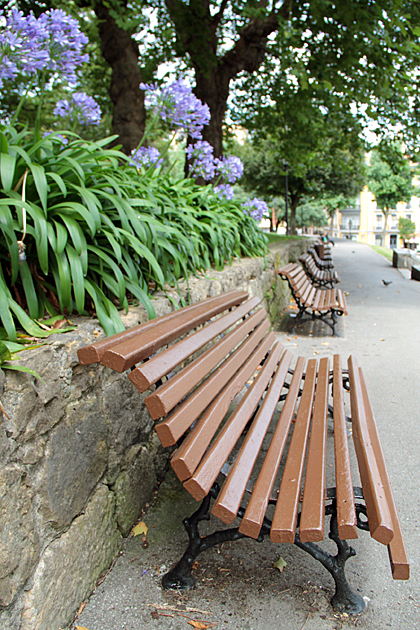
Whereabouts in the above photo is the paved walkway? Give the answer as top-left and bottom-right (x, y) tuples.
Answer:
(74, 240), (420, 630)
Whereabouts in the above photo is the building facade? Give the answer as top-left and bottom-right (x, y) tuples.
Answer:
(330, 185), (420, 249)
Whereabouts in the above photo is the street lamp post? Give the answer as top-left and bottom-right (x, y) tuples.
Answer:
(283, 161), (289, 236)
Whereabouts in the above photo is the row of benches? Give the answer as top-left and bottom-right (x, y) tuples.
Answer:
(79, 248), (409, 615)
(278, 241), (346, 336)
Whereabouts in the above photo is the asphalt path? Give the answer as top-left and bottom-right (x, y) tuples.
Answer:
(74, 239), (420, 630)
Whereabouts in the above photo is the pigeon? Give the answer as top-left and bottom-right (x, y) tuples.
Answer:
(382, 279), (393, 286)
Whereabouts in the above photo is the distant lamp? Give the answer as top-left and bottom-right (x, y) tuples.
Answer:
(282, 161), (290, 236)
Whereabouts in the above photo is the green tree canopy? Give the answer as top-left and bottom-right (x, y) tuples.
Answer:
(368, 142), (416, 245)
(397, 216), (416, 245)
(237, 86), (366, 234)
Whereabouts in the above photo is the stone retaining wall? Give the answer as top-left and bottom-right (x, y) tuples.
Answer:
(0, 239), (309, 630)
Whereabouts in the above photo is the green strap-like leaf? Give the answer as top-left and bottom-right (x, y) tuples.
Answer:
(50, 202), (97, 237)
(7, 298), (51, 338)
(0, 153), (16, 192)
(1, 362), (43, 379)
(19, 260), (40, 319)
(54, 250), (72, 310)
(0, 339), (12, 364)
(53, 220), (68, 254)
(84, 279), (115, 336)
(47, 171), (67, 198)
(58, 214), (86, 256)
(29, 163), (48, 214)
(66, 244), (85, 313)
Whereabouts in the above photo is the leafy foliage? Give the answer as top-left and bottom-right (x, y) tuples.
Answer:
(0, 124), (267, 340)
(397, 216), (416, 244)
(367, 142), (416, 245)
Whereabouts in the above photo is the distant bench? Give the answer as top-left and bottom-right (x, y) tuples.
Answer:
(299, 252), (340, 288)
(277, 263), (347, 335)
(309, 246), (334, 270)
(78, 290), (409, 615)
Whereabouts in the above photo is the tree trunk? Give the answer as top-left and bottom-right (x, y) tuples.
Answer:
(165, 0), (285, 156)
(194, 70), (230, 158)
(381, 208), (390, 246)
(329, 210), (336, 237)
(94, 2), (146, 155)
(289, 192), (300, 235)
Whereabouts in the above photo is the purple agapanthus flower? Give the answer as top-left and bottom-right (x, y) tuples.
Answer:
(186, 141), (216, 180)
(54, 92), (101, 126)
(214, 184), (235, 201)
(243, 198), (268, 222)
(214, 155), (244, 184)
(140, 80), (210, 140)
(130, 146), (162, 169)
(43, 131), (69, 145)
(0, 8), (88, 88)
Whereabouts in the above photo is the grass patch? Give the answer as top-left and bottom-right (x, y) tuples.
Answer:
(265, 233), (308, 243)
(368, 244), (393, 262)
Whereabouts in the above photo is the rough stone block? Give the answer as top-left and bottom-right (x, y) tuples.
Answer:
(21, 486), (122, 630)
(0, 466), (39, 607)
(113, 444), (158, 537)
(38, 397), (108, 529)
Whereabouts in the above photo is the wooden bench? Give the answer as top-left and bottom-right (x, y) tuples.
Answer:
(299, 252), (340, 288)
(315, 241), (333, 263)
(277, 263), (347, 335)
(78, 290), (409, 615)
(309, 246), (335, 270)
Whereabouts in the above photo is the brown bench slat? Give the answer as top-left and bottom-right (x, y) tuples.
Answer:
(337, 289), (348, 315)
(183, 341), (285, 501)
(312, 289), (324, 310)
(211, 349), (294, 524)
(358, 368), (410, 580)
(77, 290), (248, 365)
(239, 357), (306, 539)
(299, 357), (330, 542)
(347, 357), (394, 545)
(332, 355), (358, 540)
(170, 331), (277, 481)
(128, 297), (261, 393)
(145, 308), (267, 420)
(154, 318), (271, 447)
(100, 291), (250, 372)
(270, 359), (317, 543)
(301, 281), (313, 304)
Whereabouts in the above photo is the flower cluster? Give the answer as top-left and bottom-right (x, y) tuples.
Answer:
(0, 8), (88, 88)
(186, 141), (216, 180)
(140, 80), (210, 140)
(242, 198), (268, 222)
(214, 156), (244, 183)
(130, 146), (162, 169)
(54, 92), (101, 127)
(214, 184), (235, 201)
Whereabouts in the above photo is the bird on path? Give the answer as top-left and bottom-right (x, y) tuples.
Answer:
(382, 279), (393, 286)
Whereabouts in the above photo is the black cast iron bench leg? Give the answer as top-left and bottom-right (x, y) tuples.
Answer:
(294, 503), (365, 615)
(162, 489), (366, 615)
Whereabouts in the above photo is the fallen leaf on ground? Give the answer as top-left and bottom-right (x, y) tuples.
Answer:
(132, 521), (148, 537)
(75, 627), (90, 630)
(187, 621), (216, 629)
(273, 556), (287, 572)
(321, 342), (329, 345)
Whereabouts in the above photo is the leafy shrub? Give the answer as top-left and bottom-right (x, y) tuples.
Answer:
(0, 125), (267, 339)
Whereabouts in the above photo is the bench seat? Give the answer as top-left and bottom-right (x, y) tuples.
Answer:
(78, 290), (408, 614)
(277, 263), (347, 335)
